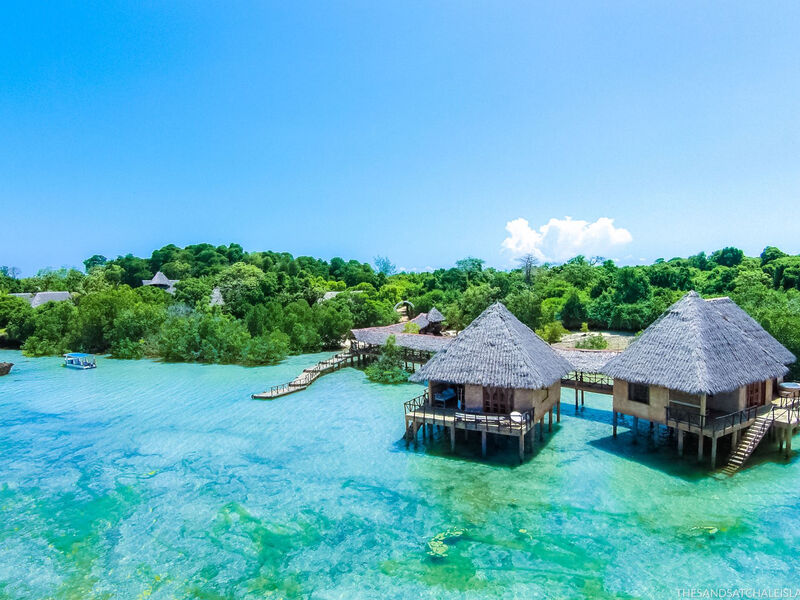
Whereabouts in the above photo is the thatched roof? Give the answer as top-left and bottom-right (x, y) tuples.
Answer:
(142, 271), (178, 294)
(427, 307), (445, 323)
(706, 297), (795, 365)
(209, 287), (225, 306)
(603, 291), (789, 395)
(350, 312), (448, 351)
(352, 328), (452, 352)
(10, 291), (72, 308)
(556, 349), (620, 373)
(409, 302), (573, 389)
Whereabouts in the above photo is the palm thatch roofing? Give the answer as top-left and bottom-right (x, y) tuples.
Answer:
(350, 312), (449, 351)
(603, 291), (790, 395)
(142, 271), (179, 294)
(705, 297), (795, 365)
(10, 291), (72, 308)
(555, 349), (620, 373)
(409, 302), (573, 389)
(427, 306), (445, 323)
(209, 286), (225, 306)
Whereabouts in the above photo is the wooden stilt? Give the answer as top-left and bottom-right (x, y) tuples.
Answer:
(548, 409), (553, 432)
(412, 420), (419, 449)
(732, 429), (739, 447)
(677, 429), (684, 456)
(711, 435), (718, 468)
(556, 400), (561, 423)
(464, 429), (469, 441)
(518, 433), (524, 462)
(539, 419), (544, 441)
(613, 411), (618, 437)
(450, 425), (455, 452)
(481, 431), (487, 457)
(581, 390), (585, 406)
(697, 434), (704, 461)
(575, 386), (579, 411)
(786, 428), (793, 458)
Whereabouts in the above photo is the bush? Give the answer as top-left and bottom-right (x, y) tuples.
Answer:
(364, 335), (410, 384)
(575, 333), (608, 349)
(580, 322), (590, 333)
(403, 322), (420, 334)
(536, 321), (569, 344)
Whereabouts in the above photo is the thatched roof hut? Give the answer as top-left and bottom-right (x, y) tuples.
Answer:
(350, 311), (449, 351)
(142, 271), (179, 294)
(410, 302), (572, 388)
(209, 286), (225, 306)
(427, 307), (445, 324)
(9, 291), (72, 308)
(603, 291), (790, 395)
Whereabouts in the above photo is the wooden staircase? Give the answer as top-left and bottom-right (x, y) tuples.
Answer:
(721, 412), (773, 475)
(251, 351), (355, 399)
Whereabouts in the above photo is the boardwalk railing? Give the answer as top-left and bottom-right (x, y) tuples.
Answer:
(252, 351), (355, 399)
(404, 392), (534, 435)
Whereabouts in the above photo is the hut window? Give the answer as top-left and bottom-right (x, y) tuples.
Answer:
(628, 383), (649, 404)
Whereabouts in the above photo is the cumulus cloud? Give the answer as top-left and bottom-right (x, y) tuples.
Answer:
(502, 216), (633, 263)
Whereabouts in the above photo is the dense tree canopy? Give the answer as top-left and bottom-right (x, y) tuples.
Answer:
(2, 243), (800, 377)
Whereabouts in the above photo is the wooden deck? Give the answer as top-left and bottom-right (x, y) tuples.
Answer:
(251, 351), (356, 399)
(403, 392), (539, 460)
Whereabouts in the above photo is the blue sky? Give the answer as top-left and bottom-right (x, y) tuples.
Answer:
(2, 2), (799, 276)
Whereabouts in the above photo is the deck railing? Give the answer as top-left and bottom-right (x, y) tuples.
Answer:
(708, 405), (760, 435)
(404, 392), (535, 434)
(666, 405), (760, 433)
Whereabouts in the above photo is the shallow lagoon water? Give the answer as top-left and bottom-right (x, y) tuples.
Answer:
(1, 349), (799, 599)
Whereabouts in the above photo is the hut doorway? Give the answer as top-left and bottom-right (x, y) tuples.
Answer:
(483, 387), (514, 414)
(746, 381), (766, 407)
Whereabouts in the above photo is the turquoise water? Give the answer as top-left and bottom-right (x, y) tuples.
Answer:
(1, 349), (799, 599)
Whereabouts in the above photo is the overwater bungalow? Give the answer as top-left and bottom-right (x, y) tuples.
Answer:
(9, 291), (72, 307)
(406, 302), (573, 461)
(141, 271), (179, 294)
(603, 291), (797, 468)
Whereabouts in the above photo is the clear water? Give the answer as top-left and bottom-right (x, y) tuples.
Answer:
(1, 349), (798, 599)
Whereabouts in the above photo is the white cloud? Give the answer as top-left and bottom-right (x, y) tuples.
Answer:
(502, 216), (633, 263)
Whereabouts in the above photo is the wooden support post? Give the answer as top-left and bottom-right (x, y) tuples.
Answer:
(464, 429), (469, 441)
(481, 431), (487, 457)
(710, 435), (718, 468)
(539, 419), (544, 441)
(412, 420), (419, 449)
(697, 433), (704, 461)
(450, 425), (455, 452)
(677, 429), (684, 456)
(732, 429), (739, 448)
(548, 409), (553, 432)
(613, 411), (618, 437)
(581, 390), (585, 406)
(779, 427), (784, 451)
(575, 386), (579, 411)
(518, 433), (525, 462)
(556, 400), (561, 423)
(787, 428), (793, 458)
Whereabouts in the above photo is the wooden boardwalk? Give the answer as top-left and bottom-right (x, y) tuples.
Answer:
(251, 351), (356, 399)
